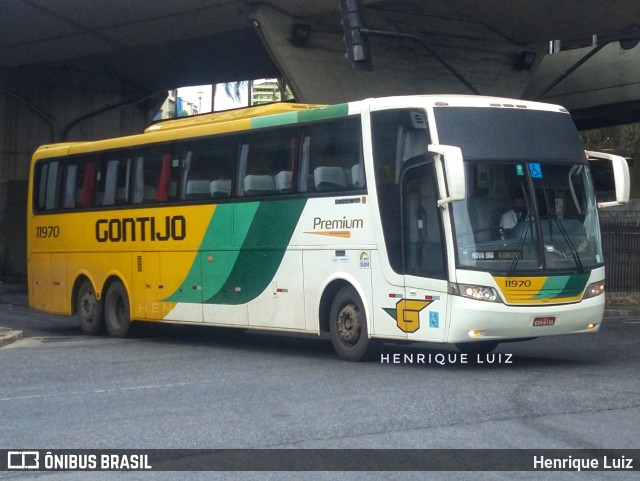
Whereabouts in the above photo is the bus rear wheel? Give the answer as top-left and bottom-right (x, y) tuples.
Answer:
(329, 286), (374, 362)
(76, 280), (104, 335)
(104, 280), (131, 338)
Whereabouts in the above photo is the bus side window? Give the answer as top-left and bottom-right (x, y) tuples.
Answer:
(275, 136), (296, 193)
(60, 157), (98, 209)
(183, 137), (237, 200)
(97, 159), (118, 206)
(62, 163), (78, 208)
(301, 117), (364, 193)
(132, 150), (179, 204)
(132, 156), (145, 204)
(93, 154), (132, 206)
(240, 128), (296, 196)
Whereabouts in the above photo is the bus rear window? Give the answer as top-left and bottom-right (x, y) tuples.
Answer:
(34, 161), (60, 211)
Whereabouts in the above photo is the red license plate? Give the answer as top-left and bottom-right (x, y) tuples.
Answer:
(533, 317), (556, 326)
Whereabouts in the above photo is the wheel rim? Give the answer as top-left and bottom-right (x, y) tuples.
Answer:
(79, 289), (96, 321)
(112, 294), (126, 329)
(336, 303), (361, 346)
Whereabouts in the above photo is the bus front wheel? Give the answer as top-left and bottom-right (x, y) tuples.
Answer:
(76, 280), (103, 335)
(104, 280), (131, 338)
(329, 286), (374, 362)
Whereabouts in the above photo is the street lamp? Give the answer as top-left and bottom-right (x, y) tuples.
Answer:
(197, 91), (203, 114)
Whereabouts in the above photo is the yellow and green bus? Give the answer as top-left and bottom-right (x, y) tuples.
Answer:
(27, 95), (630, 361)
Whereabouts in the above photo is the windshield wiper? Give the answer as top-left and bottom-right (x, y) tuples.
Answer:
(506, 211), (534, 274)
(545, 211), (584, 273)
(506, 183), (534, 274)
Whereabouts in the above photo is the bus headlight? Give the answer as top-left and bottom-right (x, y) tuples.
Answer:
(583, 281), (605, 299)
(448, 283), (502, 303)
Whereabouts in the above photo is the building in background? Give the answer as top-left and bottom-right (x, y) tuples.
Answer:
(154, 90), (199, 120)
(252, 80), (294, 105)
(156, 80), (294, 119)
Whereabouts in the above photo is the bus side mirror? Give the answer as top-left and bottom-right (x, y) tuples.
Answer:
(586, 151), (630, 208)
(429, 144), (466, 206)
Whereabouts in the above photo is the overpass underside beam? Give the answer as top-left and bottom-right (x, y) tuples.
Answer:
(523, 43), (640, 129)
(251, 5), (533, 105)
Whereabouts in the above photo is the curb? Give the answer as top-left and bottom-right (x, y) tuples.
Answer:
(0, 327), (23, 348)
(604, 309), (640, 319)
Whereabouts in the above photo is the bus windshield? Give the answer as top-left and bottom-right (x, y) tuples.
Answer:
(451, 161), (602, 272)
(434, 106), (602, 273)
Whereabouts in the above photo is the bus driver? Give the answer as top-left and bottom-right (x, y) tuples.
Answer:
(500, 194), (526, 238)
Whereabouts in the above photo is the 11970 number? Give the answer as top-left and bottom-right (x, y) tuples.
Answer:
(36, 226), (60, 238)
(504, 279), (531, 288)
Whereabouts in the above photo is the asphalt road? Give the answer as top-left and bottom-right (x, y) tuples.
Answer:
(1, 289), (639, 480)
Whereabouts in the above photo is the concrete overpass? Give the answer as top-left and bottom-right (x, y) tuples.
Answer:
(2, 0), (640, 275)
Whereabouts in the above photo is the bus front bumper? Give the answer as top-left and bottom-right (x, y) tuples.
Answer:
(445, 294), (605, 344)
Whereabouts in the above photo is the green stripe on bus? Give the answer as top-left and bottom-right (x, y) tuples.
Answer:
(555, 273), (590, 298)
(297, 104), (349, 123)
(532, 274), (589, 299)
(165, 202), (259, 303)
(251, 111), (299, 128)
(205, 198), (307, 304)
(251, 104), (349, 129)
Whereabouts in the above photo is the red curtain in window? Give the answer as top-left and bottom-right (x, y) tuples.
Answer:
(156, 153), (171, 202)
(80, 162), (96, 208)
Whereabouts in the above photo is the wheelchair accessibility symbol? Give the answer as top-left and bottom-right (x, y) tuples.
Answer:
(529, 162), (543, 179)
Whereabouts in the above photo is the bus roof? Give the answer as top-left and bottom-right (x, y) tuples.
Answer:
(31, 95), (570, 160)
(363, 94), (569, 114)
(32, 102), (333, 159)
(144, 102), (327, 133)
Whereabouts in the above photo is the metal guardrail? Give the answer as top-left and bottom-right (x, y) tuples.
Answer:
(601, 220), (640, 292)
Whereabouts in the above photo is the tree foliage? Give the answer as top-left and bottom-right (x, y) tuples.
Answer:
(224, 81), (249, 102)
(581, 124), (640, 160)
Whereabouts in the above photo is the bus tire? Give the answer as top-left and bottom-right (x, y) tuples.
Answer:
(456, 341), (499, 355)
(104, 280), (131, 338)
(329, 286), (374, 362)
(76, 280), (104, 335)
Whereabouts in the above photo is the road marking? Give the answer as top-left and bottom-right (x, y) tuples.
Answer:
(0, 380), (225, 402)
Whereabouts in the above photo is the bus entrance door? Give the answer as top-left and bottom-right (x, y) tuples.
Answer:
(400, 161), (448, 342)
(403, 278), (448, 342)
